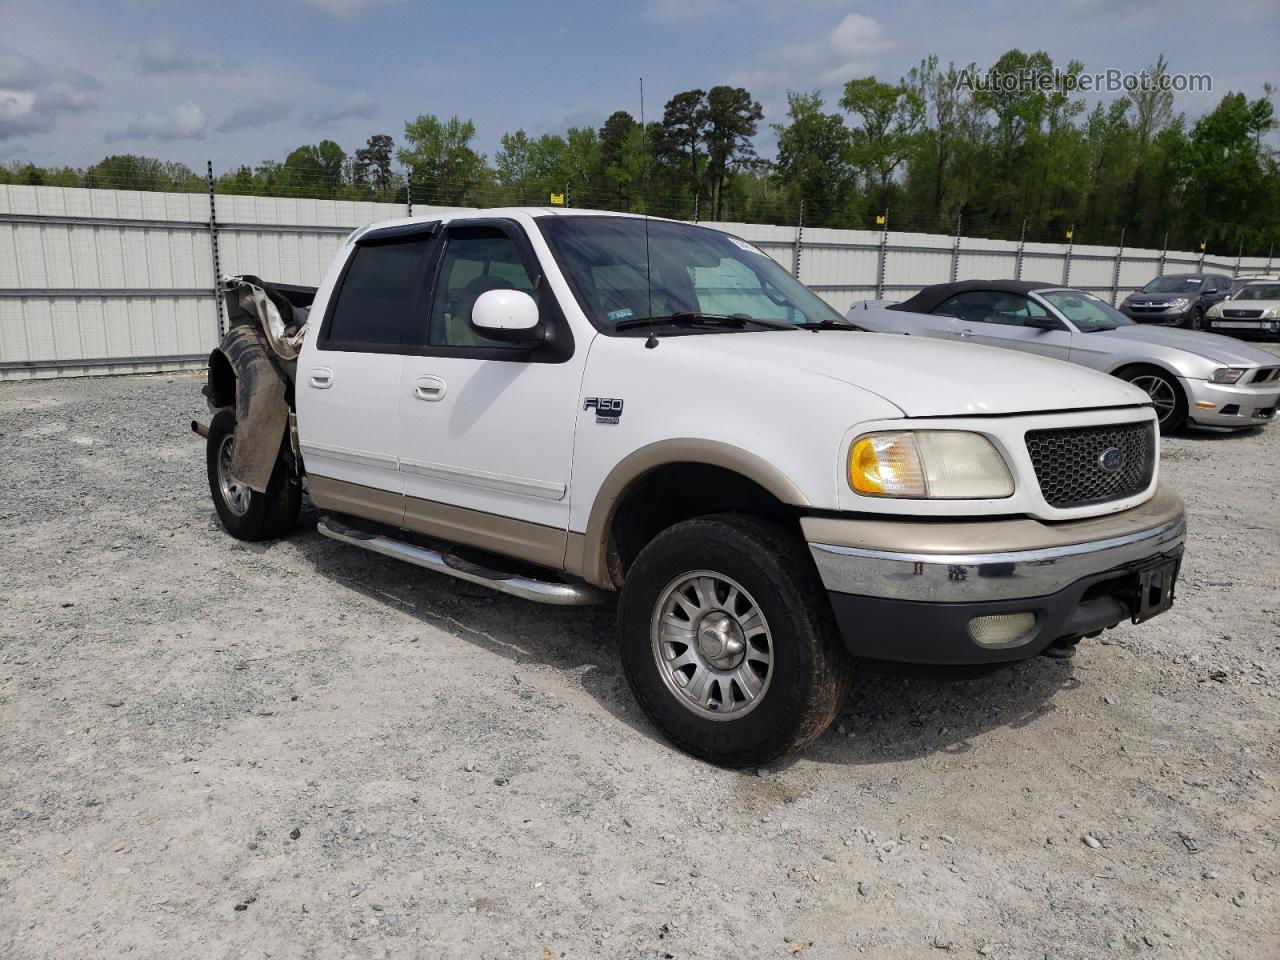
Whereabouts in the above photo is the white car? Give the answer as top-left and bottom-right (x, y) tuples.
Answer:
(1206, 279), (1280, 338)
(196, 209), (1186, 766)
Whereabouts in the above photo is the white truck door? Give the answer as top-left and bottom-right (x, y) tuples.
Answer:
(296, 227), (439, 498)
(396, 219), (586, 566)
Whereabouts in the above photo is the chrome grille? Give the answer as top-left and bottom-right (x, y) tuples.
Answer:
(1223, 308), (1264, 319)
(1025, 423), (1156, 509)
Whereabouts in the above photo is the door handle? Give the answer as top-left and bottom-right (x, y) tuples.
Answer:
(309, 367), (334, 389)
(413, 375), (447, 401)
(957, 329), (974, 338)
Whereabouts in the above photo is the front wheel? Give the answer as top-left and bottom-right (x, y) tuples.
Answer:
(1185, 306), (1204, 331)
(205, 410), (300, 541)
(618, 514), (851, 766)
(1118, 367), (1187, 433)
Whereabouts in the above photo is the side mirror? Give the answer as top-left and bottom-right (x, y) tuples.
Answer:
(470, 289), (543, 344)
(1025, 314), (1062, 331)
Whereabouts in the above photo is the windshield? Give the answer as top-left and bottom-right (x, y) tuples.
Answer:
(537, 216), (845, 332)
(1041, 290), (1135, 332)
(1141, 276), (1203, 294)
(1234, 283), (1280, 301)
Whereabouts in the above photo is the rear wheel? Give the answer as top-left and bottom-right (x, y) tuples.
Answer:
(618, 514), (851, 766)
(206, 411), (300, 540)
(1118, 367), (1187, 433)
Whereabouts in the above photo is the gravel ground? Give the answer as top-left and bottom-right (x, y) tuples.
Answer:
(1, 358), (1278, 960)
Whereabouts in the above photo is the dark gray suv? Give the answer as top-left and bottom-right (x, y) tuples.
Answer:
(1119, 273), (1231, 330)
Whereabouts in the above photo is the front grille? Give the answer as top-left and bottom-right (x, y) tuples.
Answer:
(1025, 423), (1156, 509)
(1223, 309), (1264, 319)
(1249, 367), (1279, 384)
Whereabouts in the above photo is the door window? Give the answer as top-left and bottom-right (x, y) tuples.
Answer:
(430, 228), (538, 348)
(934, 290), (1049, 327)
(324, 237), (432, 347)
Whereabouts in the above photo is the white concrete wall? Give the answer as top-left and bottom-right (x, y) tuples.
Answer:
(2, 184), (1274, 378)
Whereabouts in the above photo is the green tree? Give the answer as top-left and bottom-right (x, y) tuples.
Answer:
(771, 92), (852, 224)
(278, 141), (347, 198)
(839, 76), (923, 211)
(704, 85), (763, 220)
(353, 134), (395, 194)
(661, 89), (710, 215)
(398, 114), (487, 205)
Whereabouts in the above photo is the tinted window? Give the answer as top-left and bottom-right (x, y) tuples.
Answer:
(934, 290), (1048, 327)
(430, 229), (537, 348)
(327, 238), (430, 345)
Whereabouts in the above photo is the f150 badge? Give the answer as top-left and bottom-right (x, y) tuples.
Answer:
(584, 397), (624, 424)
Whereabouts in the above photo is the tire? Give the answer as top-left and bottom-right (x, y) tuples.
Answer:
(617, 514), (852, 766)
(205, 410), (301, 541)
(1117, 366), (1188, 433)
(1185, 306), (1204, 331)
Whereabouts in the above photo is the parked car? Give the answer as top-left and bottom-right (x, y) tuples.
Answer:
(849, 279), (1280, 432)
(197, 212), (1187, 766)
(1118, 273), (1232, 329)
(1205, 280), (1280, 339)
(1228, 273), (1280, 297)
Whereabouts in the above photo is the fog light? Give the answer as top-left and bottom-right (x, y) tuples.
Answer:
(968, 612), (1037, 647)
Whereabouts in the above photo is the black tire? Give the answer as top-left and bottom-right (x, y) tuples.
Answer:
(617, 514), (852, 766)
(205, 410), (301, 541)
(1185, 306), (1204, 331)
(1117, 366), (1188, 433)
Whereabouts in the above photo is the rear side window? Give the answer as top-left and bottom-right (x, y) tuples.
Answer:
(326, 237), (431, 346)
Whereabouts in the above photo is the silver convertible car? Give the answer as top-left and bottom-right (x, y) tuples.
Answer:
(847, 279), (1280, 432)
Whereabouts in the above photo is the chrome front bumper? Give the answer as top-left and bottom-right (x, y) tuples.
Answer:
(802, 487), (1187, 664)
(809, 514), (1185, 602)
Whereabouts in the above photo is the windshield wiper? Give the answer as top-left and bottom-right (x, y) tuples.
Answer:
(614, 311), (795, 332)
(800, 318), (861, 331)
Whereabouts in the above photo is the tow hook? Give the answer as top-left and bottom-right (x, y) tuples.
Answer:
(1041, 637), (1081, 659)
(191, 419), (210, 439)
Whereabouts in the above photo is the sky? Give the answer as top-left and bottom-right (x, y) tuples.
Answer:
(1, 0), (1277, 173)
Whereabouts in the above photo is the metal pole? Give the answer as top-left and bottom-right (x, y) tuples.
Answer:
(875, 208), (889, 299)
(1267, 242), (1275, 273)
(1062, 224), (1074, 286)
(406, 176), (413, 218)
(1233, 239), (1243, 278)
(792, 199), (805, 279)
(206, 160), (224, 338)
(950, 213), (962, 282)
(1158, 232), (1168, 276)
(1198, 241), (1206, 274)
(1015, 219), (1027, 280)
(1111, 227), (1125, 306)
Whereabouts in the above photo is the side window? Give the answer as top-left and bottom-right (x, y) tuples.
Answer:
(325, 237), (432, 346)
(935, 291), (1048, 327)
(430, 228), (537, 348)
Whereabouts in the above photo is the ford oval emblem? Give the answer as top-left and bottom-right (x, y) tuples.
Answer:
(1098, 447), (1125, 473)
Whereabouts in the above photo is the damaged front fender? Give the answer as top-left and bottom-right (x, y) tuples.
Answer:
(207, 326), (292, 494)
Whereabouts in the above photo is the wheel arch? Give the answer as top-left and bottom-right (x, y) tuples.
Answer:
(567, 440), (812, 590)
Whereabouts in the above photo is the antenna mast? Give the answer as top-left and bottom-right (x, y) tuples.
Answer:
(640, 78), (657, 348)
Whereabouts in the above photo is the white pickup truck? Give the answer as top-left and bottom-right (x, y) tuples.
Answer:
(195, 208), (1186, 766)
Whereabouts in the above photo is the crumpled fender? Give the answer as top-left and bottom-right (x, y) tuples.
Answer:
(210, 326), (290, 493)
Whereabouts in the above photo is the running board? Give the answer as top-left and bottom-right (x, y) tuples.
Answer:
(315, 514), (608, 606)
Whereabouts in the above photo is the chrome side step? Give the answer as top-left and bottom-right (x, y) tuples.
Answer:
(316, 514), (608, 606)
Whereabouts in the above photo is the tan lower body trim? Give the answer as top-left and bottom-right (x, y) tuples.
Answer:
(308, 474), (404, 528)
(307, 474), (568, 572)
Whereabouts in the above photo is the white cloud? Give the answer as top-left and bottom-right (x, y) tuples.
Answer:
(216, 99), (292, 134)
(301, 93), (378, 129)
(136, 38), (221, 75)
(0, 52), (98, 139)
(299, 0), (396, 17)
(729, 12), (890, 95)
(107, 101), (207, 142)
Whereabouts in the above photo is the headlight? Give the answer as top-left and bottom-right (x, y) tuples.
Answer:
(848, 431), (1014, 499)
(1267, 307), (1280, 319)
(1169, 298), (1191, 309)
(1206, 305), (1222, 318)
(1208, 368), (1246, 384)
